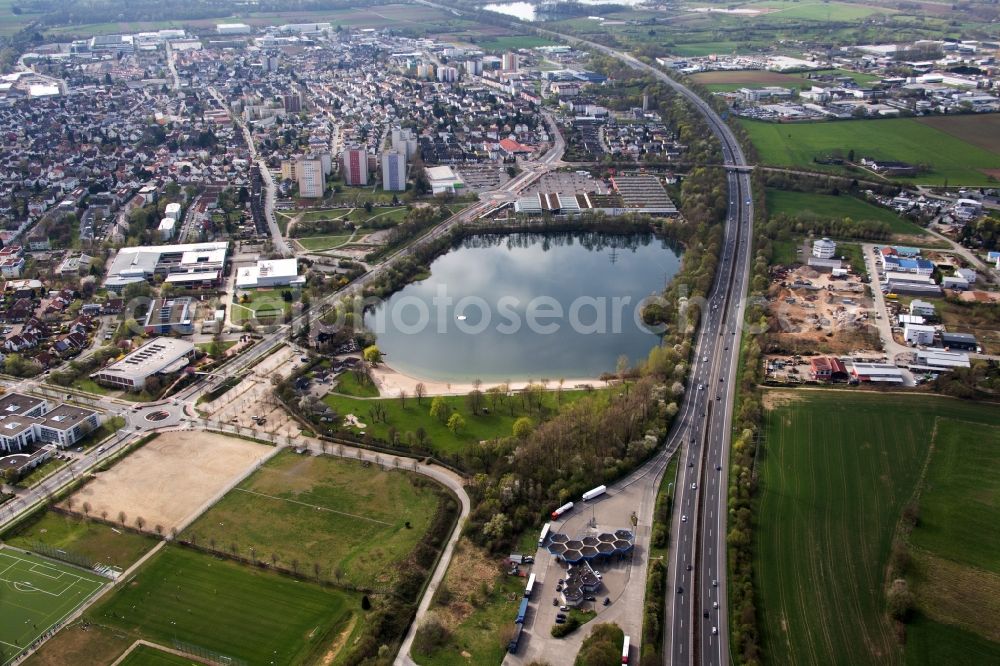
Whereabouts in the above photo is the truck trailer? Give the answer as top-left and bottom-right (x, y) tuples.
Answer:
(582, 485), (607, 501)
(551, 502), (574, 519)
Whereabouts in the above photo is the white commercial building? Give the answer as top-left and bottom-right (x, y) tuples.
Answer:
(903, 323), (936, 345)
(382, 150), (407, 192)
(217, 23), (251, 35)
(0, 393), (102, 453)
(92, 338), (196, 391)
(425, 165), (464, 195)
(105, 241), (228, 292)
(235, 258), (305, 289)
(812, 237), (837, 259)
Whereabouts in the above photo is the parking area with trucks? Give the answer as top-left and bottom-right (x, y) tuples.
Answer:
(503, 484), (645, 665)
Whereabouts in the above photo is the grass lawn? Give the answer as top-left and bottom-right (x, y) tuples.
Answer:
(333, 371), (380, 397)
(182, 451), (442, 589)
(15, 458), (68, 489)
(756, 390), (1000, 666)
(5, 511), (157, 570)
(770, 238), (801, 265)
(766, 188), (927, 237)
(0, 549), (106, 666)
(90, 547), (358, 666)
(322, 388), (593, 456)
(117, 645), (202, 666)
(68, 376), (114, 396)
(296, 234), (355, 251)
(742, 117), (1000, 186)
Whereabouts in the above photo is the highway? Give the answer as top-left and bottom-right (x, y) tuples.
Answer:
(522, 26), (755, 666)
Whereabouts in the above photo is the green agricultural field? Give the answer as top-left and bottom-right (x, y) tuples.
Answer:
(910, 420), (1000, 573)
(117, 645), (201, 666)
(322, 387), (593, 456)
(5, 511), (157, 570)
(743, 117), (1000, 186)
(474, 35), (556, 51)
(743, 0), (889, 22)
(765, 189), (927, 237)
(756, 391), (1000, 666)
(905, 614), (1000, 666)
(0, 549), (106, 666)
(90, 547), (358, 666)
(903, 419), (1000, 648)
(182, 451), (443, 589)
(801, 68), (882, 86)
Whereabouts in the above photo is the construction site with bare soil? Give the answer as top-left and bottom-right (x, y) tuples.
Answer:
(763, 264), (881, 356)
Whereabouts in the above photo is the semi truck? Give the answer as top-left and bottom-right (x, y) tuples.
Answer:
(582, 485), (607, 501)
(515, 597), (529, 624)
(507, 623), (524, 653)
(622, 635), (630, 664)
(538, 521), (551, 547)
(524, 573), (536, 598)
(551, 502), (574, 519)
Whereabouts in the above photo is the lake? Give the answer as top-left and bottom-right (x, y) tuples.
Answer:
(364, 232), (682, 382)
(482, 0), (648, 22)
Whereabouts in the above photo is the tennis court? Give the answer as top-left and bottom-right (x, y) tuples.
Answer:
(0, 548), (106, 666)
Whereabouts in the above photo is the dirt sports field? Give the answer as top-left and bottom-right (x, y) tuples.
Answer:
(690, 70), (806, 86)
(69, 432), (272, 531)
(916, 113), (1000, 155)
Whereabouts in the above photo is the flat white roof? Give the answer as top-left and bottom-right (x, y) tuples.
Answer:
(97, 337), (194, 380)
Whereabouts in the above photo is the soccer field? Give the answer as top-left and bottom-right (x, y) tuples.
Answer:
(0, 549), (106, 666)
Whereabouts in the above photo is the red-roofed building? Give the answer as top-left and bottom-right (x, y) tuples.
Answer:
(810, 357), (848, 381)
(499, 138), (533, 155)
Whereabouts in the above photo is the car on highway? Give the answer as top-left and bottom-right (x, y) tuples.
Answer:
(712, 626), (719, 635)
(716, 465), (722, 471)
(712, 579), (718, 587)
(691, 482), (697, 490)
(713, 601), (719, 609)
(677, 586), (683, 594)
(681, 515), (687, 522)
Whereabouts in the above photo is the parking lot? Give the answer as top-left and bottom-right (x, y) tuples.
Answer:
(506, 483), (649, 665)
(520, 171), (607, 197)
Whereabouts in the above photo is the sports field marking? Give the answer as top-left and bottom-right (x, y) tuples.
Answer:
(0, 550), (106, 666)
(29, 563), (65, 579)
(232, 487), (392, 526)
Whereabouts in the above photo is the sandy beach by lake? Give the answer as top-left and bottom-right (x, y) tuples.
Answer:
(368, 362), (607, 397)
